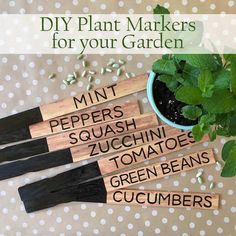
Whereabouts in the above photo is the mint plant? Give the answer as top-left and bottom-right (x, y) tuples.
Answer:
(152, 5), (236, 177)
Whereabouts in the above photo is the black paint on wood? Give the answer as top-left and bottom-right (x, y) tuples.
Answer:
(0, 107), (43, 133)
(0, 138), (49, 163)
(19, 172), (106, 213)
(0, 126), (32, 145)
(0, 149), (73, 180)
(19, 161), (102, 201)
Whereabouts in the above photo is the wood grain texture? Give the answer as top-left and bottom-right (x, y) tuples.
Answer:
(39, 74), (148, 121)
(71, 125), (180, 162)
(107, 189), (219, 209)
(103, 149), (215, 192)
(47, 113), (158, 151)
(98, 131), (208, 175)
(29, 101), (140, 138)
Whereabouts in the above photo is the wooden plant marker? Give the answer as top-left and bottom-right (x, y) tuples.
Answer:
(103, 149), (215, 192)
(0, 125), (182, 181)
(73, 129), (208, 167)
(0, 113), (159, 165)
(29, 101), (140, 138)
(98, 132), (208, 175)
(18, 149), (216, 213)
(107, 189), (219, 209)
(46, 112), (158, 151)
(0, 101), (139, 164)
(0, 74), (148, 145)
(71, 125), (184, 161)
(40, 74), (148, 120)
(0, 126), (188, 182)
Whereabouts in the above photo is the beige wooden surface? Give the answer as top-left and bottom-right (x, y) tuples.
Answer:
(103, 149), (215, 191)
(47, 112), (158, 151)
(98, 130), (207, 175)
(0, 1), (235, 236)
(29, 101), (141, 138)
(39, 74), (148, 120)
(107, 189), (220, 210)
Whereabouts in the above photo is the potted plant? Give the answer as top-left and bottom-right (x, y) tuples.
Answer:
(147, 5), (236, 177)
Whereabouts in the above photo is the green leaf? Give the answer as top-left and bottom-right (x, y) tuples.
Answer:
(174, 73), (192, 87)
(214, 69), (231, 90)
(203, 85), (215, 98)
(209, 129), (217, 141)
(224, 54), (231, 62)
(221, 146), (236, 177)
(216, 113), (232, 137)
(198, 70), (215, 97)
(181, 64), (200, 87)
(192, 124), (205, 141)
(175, 86), (203, 105)
(215, 113), (231, 126)
(200, 114), (216, 124)
(209, 40), (223, 67)
(181, 105), (202, 120)
(202, 89), (236, 114)
(175, 74), (185, 84)
(229, 113), (236, 136)
(198, 70), (213, 90)
(222, 140), (236, 161)
(223, 47), (236, 62)
(152, 59), (176, 76)
(216, 127), (231, 137)
(162, 54), (171, 60)
(201, 123), (211, 134)
(230, 57), (236, 95)
(158, 75), (178, 92)
(153, 4), (170, 14)
(174, 54), (218, 71)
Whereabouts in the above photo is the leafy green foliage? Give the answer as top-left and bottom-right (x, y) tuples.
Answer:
(181, 105), (202, 120)
(174, 54), (218, 71)
(152, 59), (176, 75)
(221, 146), (236, 177)
(214, 70), (231, 89)
(222, 140), (236, 161)
(209, 41), (223, 67)
(192, 120), (212, 142)
(223, 48), (236, 62)
(162, 54), (171, 60)
(230, 57), (236, 95)
(192, 124), (205, 141)
(153, 4), (170, 14)
(228, 113), (236, 136)
(182, 64), (200, 87)
(202, 90), (236, 114)
(158, 75), (178, 92)
(200, 114), (216, 124)
(198, 70), (214, 97)
(209, 129), (217, 141)
(176, 86), (203, 105)
(152, 4), (236, 177)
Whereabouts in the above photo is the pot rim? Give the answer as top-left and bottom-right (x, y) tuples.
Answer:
(147, 71), (193, 131)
